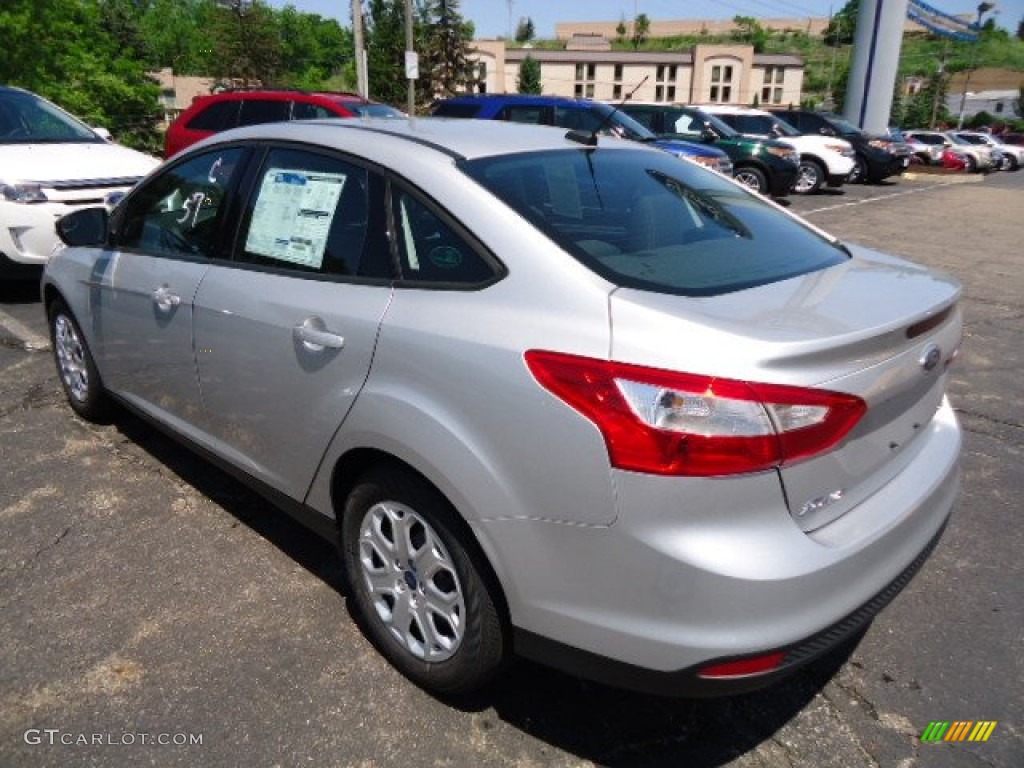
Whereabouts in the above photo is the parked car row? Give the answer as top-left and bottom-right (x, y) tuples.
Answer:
(901, 129), (1023, 173)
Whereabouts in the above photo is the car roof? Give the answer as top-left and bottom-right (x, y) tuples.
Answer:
(698, 105), (772, 116)
(202, 116), (654, 162)
(437, 94), (602, 108)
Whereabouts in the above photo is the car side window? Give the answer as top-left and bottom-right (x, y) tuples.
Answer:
(237, 99), (290, 127)
(391, 188), (496, 286)
(187, 100), (240, 131)
(500, 106), (546, 124)
(291, 102), (334, 120)
(236, 148), (391, 279)
(116, 148), (245, 259)
(627, 111), (657, 131)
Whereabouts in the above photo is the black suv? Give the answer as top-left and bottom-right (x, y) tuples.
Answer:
(770, 109), (910, 184)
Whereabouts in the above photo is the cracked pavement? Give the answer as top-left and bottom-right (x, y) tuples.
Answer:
(1, 173), (1021, 766)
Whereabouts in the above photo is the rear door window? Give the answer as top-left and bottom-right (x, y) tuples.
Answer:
(187, 100), (240, 131)
(499, 106), (548, 124)
(237, 99), (291, 127)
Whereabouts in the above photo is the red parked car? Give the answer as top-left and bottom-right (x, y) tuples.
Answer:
(164, 89), (404, 157)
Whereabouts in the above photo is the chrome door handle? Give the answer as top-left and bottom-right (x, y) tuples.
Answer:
(293, 317), (345, 351)
(152, 285), (181, 310)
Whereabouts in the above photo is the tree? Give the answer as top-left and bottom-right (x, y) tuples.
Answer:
(514, 16), (534, 44)
(517, 54), (541, 94)
(733, 15), (768, 53)
(208, 1), (282, 87)
(365, 0), (407, 106)
(0, 0), (161, 152)
(420, 0), (477, 103)
(615, 16), (627, 43)
(824, 0), (858, 46)
(632, 13), (650, 50)
(1016, 18), (1024, 41)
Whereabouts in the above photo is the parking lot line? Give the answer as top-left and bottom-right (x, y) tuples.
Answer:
(0, 307), (50, 351)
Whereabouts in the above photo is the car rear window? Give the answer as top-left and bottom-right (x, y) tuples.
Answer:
(461, 148), (847, 297)
(237, 99), (291, 127)
(432, 102), (483, 118)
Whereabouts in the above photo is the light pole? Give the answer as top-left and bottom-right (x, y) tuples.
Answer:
(956, 2), (995, 129)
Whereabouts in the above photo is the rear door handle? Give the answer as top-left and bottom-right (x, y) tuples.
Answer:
(152, 284), (181, 311)
(293, 317), (345, 351)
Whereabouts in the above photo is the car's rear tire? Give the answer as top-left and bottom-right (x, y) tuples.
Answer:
(732, 165), (768, 194)
(965, 155), (978, 173)
(794, 158), (825, 194)
(340, 465), (507, 696)
(48, 299), (110, 422)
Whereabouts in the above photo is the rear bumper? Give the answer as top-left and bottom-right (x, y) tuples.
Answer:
(516, 519), (947, 696)
(485, 399), (961, 694)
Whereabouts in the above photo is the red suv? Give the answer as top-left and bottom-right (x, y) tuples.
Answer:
(164, 89), (403, 157)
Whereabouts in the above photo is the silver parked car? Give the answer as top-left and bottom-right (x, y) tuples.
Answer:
(44, 118), (962, 697)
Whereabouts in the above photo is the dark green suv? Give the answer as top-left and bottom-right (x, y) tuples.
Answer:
(621, 103), (800, 197)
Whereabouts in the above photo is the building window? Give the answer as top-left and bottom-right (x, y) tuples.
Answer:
(613, 84), (622, 100)
(776, 67), (784, 83)
(575, 62), (596, 99)
(773, 87), (782, 103)
(614, 64), (623, 81)
(711, 65), (721, 83)
(709, 62), (737, 103)
(667, 86), (676, 101)
(655, 85), (664, 102)
(710, 85), (720, 101)
(762, 86), (771, 102)
(722, 86), (732, 102)
(723, 65), (734, 81)
(995, 102), (1004, 113)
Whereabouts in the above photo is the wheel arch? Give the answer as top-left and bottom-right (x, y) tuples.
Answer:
(329, 446), (513, 631)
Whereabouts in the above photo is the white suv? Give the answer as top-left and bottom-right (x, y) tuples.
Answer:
(0, 85), (158, 278)
(702, 105), (856, 194)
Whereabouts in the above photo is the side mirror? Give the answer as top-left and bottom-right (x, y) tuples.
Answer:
(56, 207), (109, 247)
(819, 126), (836, 137)
(93, 126), (113, 141)
(700, 122), (719, 142)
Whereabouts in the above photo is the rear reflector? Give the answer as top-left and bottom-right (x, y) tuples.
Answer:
(697, 651), (787, 679)
(524, 350), (866, 477)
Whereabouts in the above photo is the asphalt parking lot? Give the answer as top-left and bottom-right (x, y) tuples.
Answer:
(1, 170), (1022, 767)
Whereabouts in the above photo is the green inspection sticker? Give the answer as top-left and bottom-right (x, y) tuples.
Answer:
(428, 246), (462, 269)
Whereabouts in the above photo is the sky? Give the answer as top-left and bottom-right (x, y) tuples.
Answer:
(266, 0), (1024, 38)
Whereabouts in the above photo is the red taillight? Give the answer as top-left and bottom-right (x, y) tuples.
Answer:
(697, 651), (787, 679)
(524, 351), (865, 477)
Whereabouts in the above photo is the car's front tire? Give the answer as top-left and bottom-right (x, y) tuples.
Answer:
(733, 165), (768, 194)
(48, 298), (110, 422)
(849, 155), (869, 184)
(340, 465), (507, 696)
(794, 158), (825, 194)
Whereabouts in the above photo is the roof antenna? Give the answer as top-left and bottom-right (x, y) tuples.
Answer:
(565, 75), (649, 147)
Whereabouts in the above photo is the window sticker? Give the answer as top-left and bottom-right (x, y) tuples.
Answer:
(245, 168), (347, 269)
(544, 162), (583, 219)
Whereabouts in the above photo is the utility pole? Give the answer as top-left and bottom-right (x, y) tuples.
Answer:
(351, 0), (367, 97)
(404, 0), (417, 116)
(930, 45), (947, 128)
(956, 2), (995, 129)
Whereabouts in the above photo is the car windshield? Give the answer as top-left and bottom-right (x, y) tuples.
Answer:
(727, 114), (800, 138)
(350, 103), (405, 118)
(955, 134), (987, 145)
(461, 148), (847, 297)
(0, 89), (103, 144)
(697, 111), (740, 138)
(594, 104), (657, 142)
(822, 114), (864, 136)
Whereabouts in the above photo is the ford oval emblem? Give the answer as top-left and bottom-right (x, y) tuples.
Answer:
(920, 344), (942, 372)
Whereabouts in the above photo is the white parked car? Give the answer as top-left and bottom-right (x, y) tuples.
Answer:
(903, 130), (998, 173)
(0, 85), (159, 278)
(951, 131), (1023, 171)
(701, 105), (856, 193)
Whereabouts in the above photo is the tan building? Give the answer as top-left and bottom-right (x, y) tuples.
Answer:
(470, 41), (804, 107)
(554, 17), (929, 39)
(150, 68), (219, 126)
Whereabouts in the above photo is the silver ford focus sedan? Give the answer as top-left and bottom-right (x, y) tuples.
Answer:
(43, 117), (962, 697)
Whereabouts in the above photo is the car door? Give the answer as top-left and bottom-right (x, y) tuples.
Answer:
(192, 145), (394, 500)
(93, 146), (248, 429)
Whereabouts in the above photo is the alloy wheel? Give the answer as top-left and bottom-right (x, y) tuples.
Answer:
(54, 313), (89, 403)
(356, 500), (466, 662)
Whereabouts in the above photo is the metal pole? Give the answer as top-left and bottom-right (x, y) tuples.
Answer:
(351, 0), (367, 98)
(405, 0), (415, 116)
(956, 3), (993, 129)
